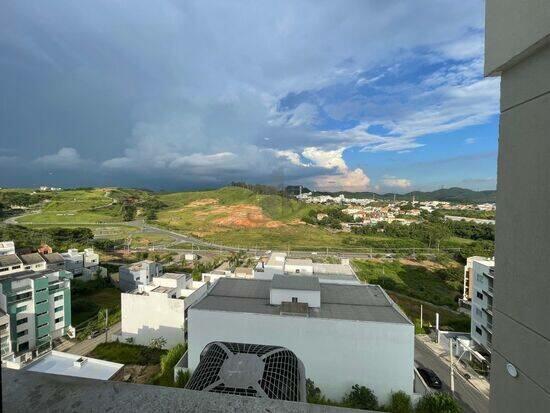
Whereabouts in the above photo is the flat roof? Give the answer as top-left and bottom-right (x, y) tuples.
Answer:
(272, 274), (320, 291)
(313, 263), (355, 276)
(27, 351), (123, 381)
(159, 272), (186, 280)
(151, 286), (174, 294)
(192, 278), (411, 324)
(285, 258), (313, 266)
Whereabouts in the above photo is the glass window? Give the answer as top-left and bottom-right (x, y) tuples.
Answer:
(54, 306), (63, 312)
(16, 317), (28, 326)
(475, 326), (483, 336)
(17, 330), (28, 338)
(476, 291), (484, 300)
(54, 294), (63, 301)
(55, 316), (63, 324)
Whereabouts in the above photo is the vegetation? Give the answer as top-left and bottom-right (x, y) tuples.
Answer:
(175, 369), (190, 388)
(0, 224), (94, 251)
(385, 391), (413, 413)
(342, 385), (379, 410)
(71, 278), (120, 326)
(354, 260), (462, 308)
(149, 343), (187, 387)
(415, 392), (461, 413)
(90, 341), (166, 365)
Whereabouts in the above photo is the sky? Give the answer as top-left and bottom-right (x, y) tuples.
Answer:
(0, 0), (499, 193)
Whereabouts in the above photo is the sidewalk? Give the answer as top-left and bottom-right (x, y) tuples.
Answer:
(416, 334), (491, 398)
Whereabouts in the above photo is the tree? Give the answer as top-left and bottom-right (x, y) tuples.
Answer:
(149, 336), (167, 350)
(415, 392), (461, 413)
(386, 391), (413, 413)
(342, 385), (378, 410)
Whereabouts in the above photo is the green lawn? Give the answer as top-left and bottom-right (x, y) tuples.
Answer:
(89, 342), (166, 365)
(72, 286), (121, 325)
(353, 259), (462, 308)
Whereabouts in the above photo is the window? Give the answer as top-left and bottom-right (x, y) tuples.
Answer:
(476, 274), (484, 282)
(18, 341), (29, 352)
(17, 330), (28, 338)
(37, 322), (48, 329)
(295, 269), (300, 273)
(55, 316), (63, 324)
(25, 266), (31, 270)
(36, 311), (47, 317)
(36, 288), (47, 294)
(0, 267), (8, 272)
(476, 292), (484, 300)
(16, 305), (27, 313)
(11, 265), (21, 270)
(476, 326), (483, 336)
(292, 297), (298, 303)
(54, 306), (63, 312)
(475, 308), (483, 318)
(54, 294), (63, 301)
(16, 317), (28, 326)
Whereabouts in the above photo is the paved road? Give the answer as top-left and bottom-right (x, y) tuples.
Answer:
(57, 322), (122, 356)
(415, 337), (489, 413)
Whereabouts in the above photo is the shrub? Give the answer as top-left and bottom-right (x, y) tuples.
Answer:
(387, 391), (413, 413)
(415, 392), (461, 413)
(175, 370), (190, 388)
(342, 385), (378, 410)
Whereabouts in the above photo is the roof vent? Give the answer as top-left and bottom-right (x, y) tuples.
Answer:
(73, 357), (88, 368)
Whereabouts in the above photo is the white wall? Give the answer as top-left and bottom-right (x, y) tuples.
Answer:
(121, 293), (185, 348)
(188, 309), (414, 404)
(269, 288), (320, 308)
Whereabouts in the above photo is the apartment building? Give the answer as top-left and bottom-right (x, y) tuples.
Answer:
(188, 275), (415, 404)
(61, 248), (100, 280)
(0, 241), (16, 256)
(0, 269), (74, 366)
(119, 260), (163, 292)
(485, 1), (550, 410)
(468, 258), (495, 354)
(121, 273), (206, 347)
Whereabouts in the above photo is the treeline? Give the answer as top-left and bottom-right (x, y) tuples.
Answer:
(302, 208), (357, 229)
(352, 220), (494, 244)
(230, 182), (288, 197)
(0, 225), (94, 251)
(0, 191), (50, 207)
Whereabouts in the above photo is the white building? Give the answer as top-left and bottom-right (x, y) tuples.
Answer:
(188, 275), (414, 404)
(118, 260), (163, 292)
(469, 258), (495, 354)
(254, 252), (359, 285)
(121, 273), (207, 347)
(0, 242), (15, 256)
(61, 248), (100, 280)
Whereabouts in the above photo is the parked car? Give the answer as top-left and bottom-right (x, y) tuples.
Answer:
(418, 367), (443, 389)
(88, 330), (102, 339)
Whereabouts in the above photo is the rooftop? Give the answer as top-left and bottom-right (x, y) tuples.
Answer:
(0, 254), (22, 268)
(158, 272), (186, 280)
(192, 278), (411, 325)
(272, 274), (320, 291)
(4, 369), (366, 412)
(27, 351), (123, 381)
(41, 252), (65, 264)
(285, 258), (313, 266)
(19, 253), (46, 265)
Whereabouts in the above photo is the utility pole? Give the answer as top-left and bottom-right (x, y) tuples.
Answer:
(105, 309), (109, 343)
(450, 338), (455, 394)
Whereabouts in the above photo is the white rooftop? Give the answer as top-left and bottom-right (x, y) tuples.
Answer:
(27, 351), (123, 381)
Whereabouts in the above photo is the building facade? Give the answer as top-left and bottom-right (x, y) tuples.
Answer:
(0, 269), (74, 365)
(188, 276), (414, 404)
(468, 258), (495, 354)
(61, 248), (99, 280)
(119, 260), (163, 292)
(485, 1), (550, 411)
(121, 272), (206, 347)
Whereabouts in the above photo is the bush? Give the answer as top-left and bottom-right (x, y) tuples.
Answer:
(415, 392), (461, 413)
(150, 343), (187, 387)
(175, 370), (190, 388)
(387, 391), (413, 413)
(342, 385), (378, 410)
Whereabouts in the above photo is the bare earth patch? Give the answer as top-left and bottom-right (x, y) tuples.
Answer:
(186, 198), (219, 207)
(211, 205), (285, 228)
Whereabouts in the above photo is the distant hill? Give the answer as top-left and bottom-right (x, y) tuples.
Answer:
(289, 186), (496, 203)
